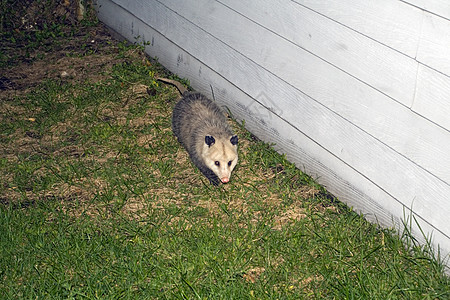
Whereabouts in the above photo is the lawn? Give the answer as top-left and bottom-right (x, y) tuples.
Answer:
(1, 3), (449, 299)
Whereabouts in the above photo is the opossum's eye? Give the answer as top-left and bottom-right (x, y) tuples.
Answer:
(215, 161), (220, 166)
(228, 161), (232, 166)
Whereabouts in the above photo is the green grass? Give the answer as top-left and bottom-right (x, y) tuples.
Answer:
(1, 21), (449, 299)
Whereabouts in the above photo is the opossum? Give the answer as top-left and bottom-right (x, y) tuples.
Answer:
(158, 78), (238, 185)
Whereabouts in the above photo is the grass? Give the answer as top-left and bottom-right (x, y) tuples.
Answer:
(1, 18), (449, 299)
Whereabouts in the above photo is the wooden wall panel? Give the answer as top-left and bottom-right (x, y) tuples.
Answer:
(417, 13), (450, 76)
(293, 0), (423, 57)
(413, 65), (450, 131)
(220, 0), (418, 106)
(402, 0), (450, 20)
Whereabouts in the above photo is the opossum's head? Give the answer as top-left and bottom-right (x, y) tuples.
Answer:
(203, 135), (238, 184)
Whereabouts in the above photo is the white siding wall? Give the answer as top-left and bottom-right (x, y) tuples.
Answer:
(96, 0), (450, 267)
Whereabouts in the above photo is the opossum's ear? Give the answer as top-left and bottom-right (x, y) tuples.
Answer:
(230, 135), (238, 145)
(205, 135), (215, 147)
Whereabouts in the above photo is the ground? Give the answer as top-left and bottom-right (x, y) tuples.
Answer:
(1, 8), (321, 222)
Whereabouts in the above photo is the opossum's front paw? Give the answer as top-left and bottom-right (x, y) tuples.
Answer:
(209, 177), (220, 186)
(200, 168), (220, 186)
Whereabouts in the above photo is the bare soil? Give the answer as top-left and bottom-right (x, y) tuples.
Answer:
(1, 25), (126, 99)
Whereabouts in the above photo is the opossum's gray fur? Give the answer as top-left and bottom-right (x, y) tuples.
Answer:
(171, 90), (238, 185)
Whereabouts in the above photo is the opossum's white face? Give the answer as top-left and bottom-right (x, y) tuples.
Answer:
(203, 135), (238, 184)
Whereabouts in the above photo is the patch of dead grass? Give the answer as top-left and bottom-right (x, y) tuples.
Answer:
(243, 267), (266, 283)
(273, 206), (307, 230)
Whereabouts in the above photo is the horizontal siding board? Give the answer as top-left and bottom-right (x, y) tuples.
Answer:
(154, 0), (450, 185)
(220, 0), (417, 106)
(296, 0), (450, 76)
(413, 65), (450, 131)
(105, 0), (450, 240)
(402, 0), (450, 20)
(293, 0), (423, 58)
(417, 13), (450, 76)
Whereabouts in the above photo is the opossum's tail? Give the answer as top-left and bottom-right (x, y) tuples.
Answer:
(157, 77), (188, 95)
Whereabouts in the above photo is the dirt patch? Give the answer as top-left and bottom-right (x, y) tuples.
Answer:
(1, 26), (134, 101)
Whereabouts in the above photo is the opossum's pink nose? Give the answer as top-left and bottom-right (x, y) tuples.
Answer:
(221, 177), (229, 183)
